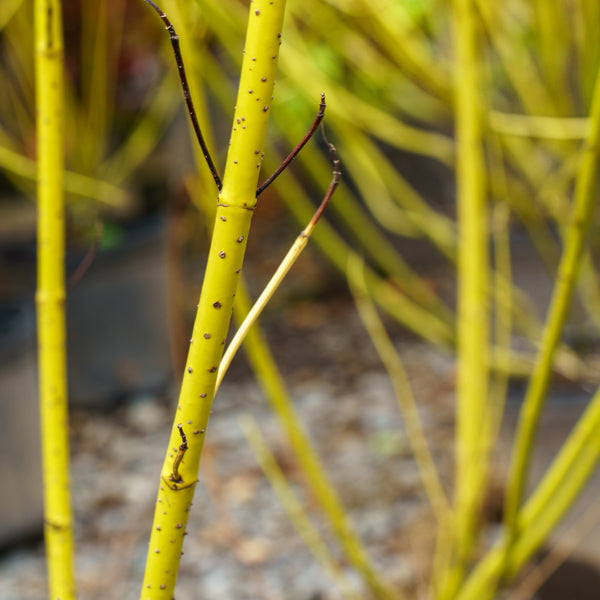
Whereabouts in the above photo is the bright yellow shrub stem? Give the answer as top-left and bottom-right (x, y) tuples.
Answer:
(456, 383), (600, 600)
(502, 50), (600, 569)
(445, 0), (489, 596)
(229, 279), (401, 600)
(34, 1), (76, 599)
(347, 255), (449, 522)
(239, 415), (362, 600)
(198, 45), (456, 347)
(475, 1), (556, 117)
(215, 228), (315, 388)
(140, 2), (286, 598)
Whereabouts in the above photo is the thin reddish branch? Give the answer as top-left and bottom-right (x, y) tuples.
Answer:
(143, 0), (223, 191)
(256, 93), (326, 196)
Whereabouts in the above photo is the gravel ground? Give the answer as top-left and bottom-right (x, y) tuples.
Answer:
(0, 299), (457, 600)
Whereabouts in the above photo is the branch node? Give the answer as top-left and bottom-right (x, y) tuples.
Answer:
(170, 423), (188, 482)
(256, 92), (327, 196)
(308, 124), (341, 227)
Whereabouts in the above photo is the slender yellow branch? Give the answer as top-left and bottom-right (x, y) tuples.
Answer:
(457, 383), (600, 600)
(0, 144), (129, 207)
(140, 1), (287, 597)
(34, 0), (76, 598)
(489, 111), (590, 140)
(502, 52), (600, 568)
(230, 279), (401, 600)
(216, 230), (309, 389)
(347, 255), (449, 522)
(217, 159), (339, 389)
(239, 415), (362, 600)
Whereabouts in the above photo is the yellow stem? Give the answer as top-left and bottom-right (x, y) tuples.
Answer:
(446, 0), (489, 593)
(140, 1), (287, 597)
(35, 0), (76, 598)
(502, 48), (600, 570)
(0, 144), (129, 207)
(216, 217), (315, 391)
(348, 255), (449, 522)
(457, 383), (600, 600)
(489, 111), (590, 140)
(230, 279), (401, 600)
(239, 416), (362, 600)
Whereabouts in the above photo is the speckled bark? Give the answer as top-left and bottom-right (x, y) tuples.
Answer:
(140, 1), (287, 597)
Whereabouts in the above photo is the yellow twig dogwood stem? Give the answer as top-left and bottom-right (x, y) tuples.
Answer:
(239, 415), (362, 600)
(455, 383), (600, 600)
(453, 0), (488, 566)
(216, 152), (340, 391)
(140, 1), (287, 597)
(347, 255), (449, 523)
(502, 46), (600, 572)
(215, 230), (315, 389)
(34, 0), (76, 598)
(229, 279), (401, 600)
(212, 158), (400, 598)
(438, 0), (489, 596)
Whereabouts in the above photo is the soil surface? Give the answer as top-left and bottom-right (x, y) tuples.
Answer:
(0, 293), (457, 600)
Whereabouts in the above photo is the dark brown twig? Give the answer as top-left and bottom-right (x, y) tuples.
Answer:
(143, 0), (223, 191)
(256, 93), (327, 197)
(310, 124), (341, 226)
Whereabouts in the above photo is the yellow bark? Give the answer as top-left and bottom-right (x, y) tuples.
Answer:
(140, 1), (287, 597)
(35, 0), (76, 598)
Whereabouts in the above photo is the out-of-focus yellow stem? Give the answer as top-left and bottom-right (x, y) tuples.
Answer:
(35, 0), (76, 598)
(348, 255), (449, 522)
(489, 111), (590, 139)
(230, 279), (401, 600)
(456, 383), (600, 600)
(440, 0), (489, 596)
(453, 0), (488, 544)
(239, 416), (362, 600)
(502, 45), (600, 572)
(0, 144), (129, 206)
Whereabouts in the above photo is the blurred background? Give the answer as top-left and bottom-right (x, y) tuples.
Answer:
(2, 0), (600, 598)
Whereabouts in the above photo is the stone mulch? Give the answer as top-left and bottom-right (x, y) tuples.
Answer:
(0, 300), (457, 600)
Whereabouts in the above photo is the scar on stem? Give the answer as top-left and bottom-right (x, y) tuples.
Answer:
(170, 424), (188, 482)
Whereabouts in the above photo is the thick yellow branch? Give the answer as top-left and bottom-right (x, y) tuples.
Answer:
(140, 2), (287, 597)
(35, 0), (76, 598)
